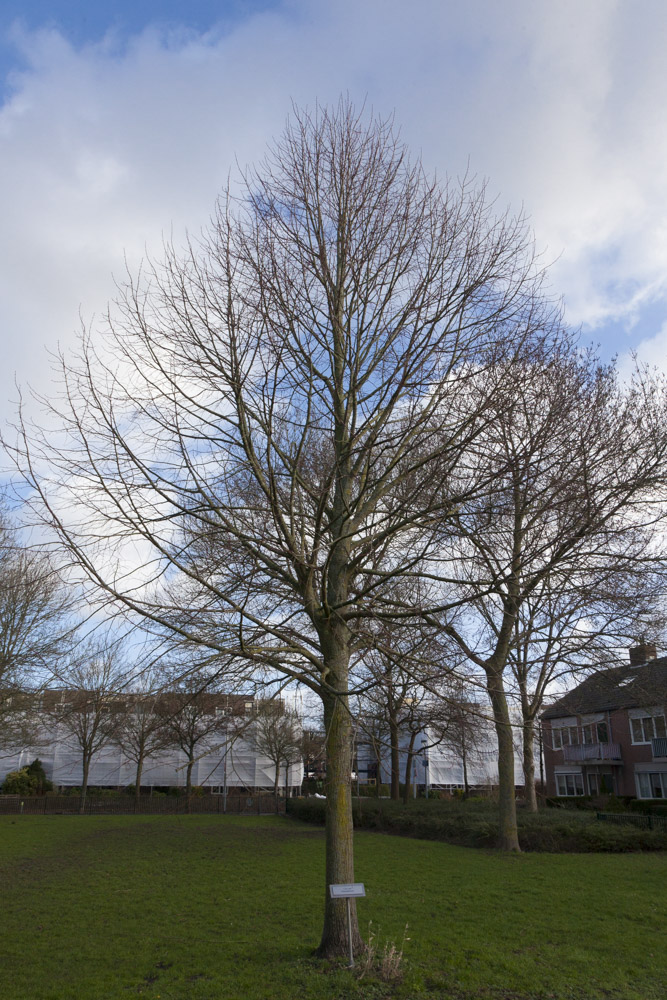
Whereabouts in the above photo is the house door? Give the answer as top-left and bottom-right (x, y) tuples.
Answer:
(600, 772), (614, 794)
(587, 773), (599, 795)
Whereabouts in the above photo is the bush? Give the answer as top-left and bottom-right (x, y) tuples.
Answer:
(287, 795), (667, 852)
(286, 797), (325, 824)
(2, 767), (39, 795)
(1, 759), (53, 796)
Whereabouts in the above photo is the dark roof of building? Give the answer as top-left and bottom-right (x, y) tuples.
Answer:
(541, 656), (667, 720)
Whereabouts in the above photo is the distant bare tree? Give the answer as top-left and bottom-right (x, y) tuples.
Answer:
(433, 682), (493, 797)
(508, 564), (666, 810)
(357, 617), (449, 802)
(252, 700), (302, 805)
(49, 640), (125, 812)
(159, 676), (228, 795)
(115, 669), (171, 805)
(438, 353), (667, 847)
(0, 506), (73, 750)
(17, 100), (569, 955)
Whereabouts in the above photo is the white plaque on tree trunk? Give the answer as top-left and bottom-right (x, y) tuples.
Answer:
(329, 883), (366, 898)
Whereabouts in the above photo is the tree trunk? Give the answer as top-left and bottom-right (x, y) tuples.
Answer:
(462, 740), (469, 798)
(317, 687), (363, 959)
(186, 756), (194, 814)
(389, 715), (400, 800)
(274, 761), (280, 812)
(402, 732), (417, 805)
(486, 667), (520, 851)
(79, 754), (90, 814)
(522, 716), (538, 812)
(135, 756), (144, 808)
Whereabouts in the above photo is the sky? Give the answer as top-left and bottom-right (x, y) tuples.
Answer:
(2, 0), (667, 430)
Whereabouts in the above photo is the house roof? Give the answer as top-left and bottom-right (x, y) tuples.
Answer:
(541, 656), (667, 720)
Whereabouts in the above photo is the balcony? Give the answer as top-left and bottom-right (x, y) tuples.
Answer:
(562, 743), (622, 764)
(652, 737), (667, 759)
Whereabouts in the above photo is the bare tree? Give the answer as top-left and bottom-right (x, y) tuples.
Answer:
(438, 352), (667, 848)
(159, 675), (228, 795)
(357, 615), (449, 801)
(252, 699), (302, 805)
(507, 566), (666, 811)
(301, 726), (326, 785)
(115, 669), (171, 805)
(433, 681), (493, 797)
(48, 640), (125, 812)
(0, 506), (73, 751)
(16, 100), (565, 955)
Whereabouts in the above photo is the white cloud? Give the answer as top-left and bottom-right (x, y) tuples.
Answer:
(2, 0), (667, 435)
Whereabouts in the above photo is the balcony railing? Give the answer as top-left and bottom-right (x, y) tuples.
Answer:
(652, 737), (667, 759)
(562, 742), (622, 763)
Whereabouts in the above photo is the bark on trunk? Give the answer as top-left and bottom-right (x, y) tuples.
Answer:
(522, 716), (538, 812)
(135, 757), (144, 808)
(462, 741), (469, 798)
(186, 756), (194, 814)
(317, 688), (363, 959)
(402, 733), (417, 805)
(486, 668), (521, 851)
(389, 716), (400, 800)
(79, 755), (90, 814)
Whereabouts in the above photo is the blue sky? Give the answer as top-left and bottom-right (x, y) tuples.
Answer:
(2, 0), (667, 424)
(0, 1), (278, 81)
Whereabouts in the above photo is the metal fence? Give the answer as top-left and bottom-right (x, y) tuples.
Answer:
(0, 794), (286, 816)
(596, 811), (667, 831)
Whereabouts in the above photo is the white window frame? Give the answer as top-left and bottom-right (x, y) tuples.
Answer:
(552, 725), (581, 749)
(636, 771), (667, 799)
(556, 772), (585, 796)
(630, 714), (667, 745)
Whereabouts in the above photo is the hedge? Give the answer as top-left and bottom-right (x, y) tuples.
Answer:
(286, 796), (667, 852)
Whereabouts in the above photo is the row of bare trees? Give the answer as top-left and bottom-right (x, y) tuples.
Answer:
(7, 99), (667, 957)
(4, 647), (305, 812)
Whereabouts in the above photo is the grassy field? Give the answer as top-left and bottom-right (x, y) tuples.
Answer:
(1, 815), (665, 1000)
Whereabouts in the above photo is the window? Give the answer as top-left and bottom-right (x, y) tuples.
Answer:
(556, 773), (584, 796)
(637, 772), (667, 799)
(552, 725), (580, 749)
(630, 715), (667, 744)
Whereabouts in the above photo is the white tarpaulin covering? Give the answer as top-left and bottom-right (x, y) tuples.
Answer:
(0, 725), (303, 792)
(357, 724), (525, 788)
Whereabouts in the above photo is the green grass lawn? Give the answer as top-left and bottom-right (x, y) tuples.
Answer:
(0, 815), (665, 1000)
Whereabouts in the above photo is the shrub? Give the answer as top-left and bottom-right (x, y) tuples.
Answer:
(286, 797), (325, 824)
(2, 767), (39, 795)
(287, 795), (667, 852)
(1, 759), (53, 796)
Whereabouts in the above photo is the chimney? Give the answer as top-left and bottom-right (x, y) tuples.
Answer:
(629, 642), (657, 667)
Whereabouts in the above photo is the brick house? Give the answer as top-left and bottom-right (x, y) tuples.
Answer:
(541, 644), (667, 799)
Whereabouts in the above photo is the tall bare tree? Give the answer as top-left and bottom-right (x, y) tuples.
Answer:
(0, 506), (73, 750)
(158, 676), (227, 795)
(17, 101), (565, 955)
(48, 640), (125, 812)
(508, 565), (666, 811)
(252, 699), (302, 805)
(433, 681), (494, 797)
(357, 612), (449, 801)
(115, 669), (171, 805)
(438, 353), (667, 848)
